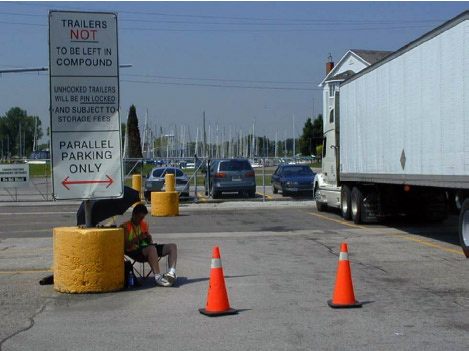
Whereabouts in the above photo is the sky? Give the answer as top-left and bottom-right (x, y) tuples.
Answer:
(1, 1), (469, 144)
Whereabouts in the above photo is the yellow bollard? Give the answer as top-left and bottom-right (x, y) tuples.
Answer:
(151, 192), (179, 216)
(132, 174), (142, 205)
(165, 173), (175, 192)
(53, 227), (124, 293)
(151, 173), (179, 216)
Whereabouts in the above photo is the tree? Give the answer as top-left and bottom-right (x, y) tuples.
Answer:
(299, 114), (323, 156)
(0, 107), (43, 157)
(126, 105), (143, 158)
(299, 118), (315, 156)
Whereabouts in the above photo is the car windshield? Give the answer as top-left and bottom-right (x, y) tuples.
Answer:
(219, 160), (252, 171)
(283, 166), (313, 176)
(152, 168), (184, 177)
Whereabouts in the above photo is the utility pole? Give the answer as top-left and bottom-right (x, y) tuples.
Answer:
(203, 111), (207, 158)
(292, 114), (296, 159)
(18, 122), (21, 157)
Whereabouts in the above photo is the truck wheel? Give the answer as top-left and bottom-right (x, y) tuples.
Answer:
(212, 190), (220, 199)
(341, 185), (352, 220)
(459, 199), (469, 258)
(449, 190), (464, 213)
(272, 185), (278, 194)
(423, 190), (448, 222)
(314, 184), (327, 212)
(351, 186), (364, 224)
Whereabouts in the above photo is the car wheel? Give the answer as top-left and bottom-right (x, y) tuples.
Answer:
(281, 187), (288, 197)
(212, 190), (220, 199)
(144, 191), (151, 202)
(249, 190), (256, 198)
(272, 185), (278, 194)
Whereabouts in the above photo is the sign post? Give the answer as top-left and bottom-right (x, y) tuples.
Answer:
(49, 11), (123, 203)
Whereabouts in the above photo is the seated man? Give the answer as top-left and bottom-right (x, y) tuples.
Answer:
(121, 204), (177, 287)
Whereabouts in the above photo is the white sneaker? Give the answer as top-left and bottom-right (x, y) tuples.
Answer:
(155, 276), (172, 287)
(164, 271), (177, 284)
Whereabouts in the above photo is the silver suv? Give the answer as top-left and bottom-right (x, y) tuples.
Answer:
(204, 159), (256, 198)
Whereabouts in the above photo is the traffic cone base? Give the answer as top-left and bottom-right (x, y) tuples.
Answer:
(199, 307), (238, 317)
(327, 299), (362, 309)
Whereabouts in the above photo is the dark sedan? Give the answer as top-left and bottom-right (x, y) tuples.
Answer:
(271, 164), (315, 196)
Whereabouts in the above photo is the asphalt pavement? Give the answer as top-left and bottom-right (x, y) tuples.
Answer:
(0, 200), (468, 351)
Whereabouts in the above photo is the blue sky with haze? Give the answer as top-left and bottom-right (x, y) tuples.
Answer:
(1, 1), (468, 143)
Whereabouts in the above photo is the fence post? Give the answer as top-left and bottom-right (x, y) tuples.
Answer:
(262, 157), (265, 202)
(194, 156), (198, 200)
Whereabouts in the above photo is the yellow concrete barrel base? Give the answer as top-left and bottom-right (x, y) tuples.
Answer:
(151, 191), (179, 216)
(53, 227), (124, 293)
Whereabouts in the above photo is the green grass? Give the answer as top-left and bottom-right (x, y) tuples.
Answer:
(28, 164), (51, 177)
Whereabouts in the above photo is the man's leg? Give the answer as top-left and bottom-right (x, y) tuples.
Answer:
(143, 245), (161, 274)
(161, 243), (177, 269)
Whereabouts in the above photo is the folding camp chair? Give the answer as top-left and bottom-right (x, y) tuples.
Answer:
(125, 251), (165, 281)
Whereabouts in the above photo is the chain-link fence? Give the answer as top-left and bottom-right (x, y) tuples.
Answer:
(0, 161), (52, 202)
(0, 157), (320, 202)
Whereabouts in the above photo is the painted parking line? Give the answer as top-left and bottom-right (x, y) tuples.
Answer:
(197, 193), (207, 202)
(0, 211), (76, 216)
(0, 228), (52, 234)
(0, 248), (52, 254)
(256, 192), (274, 200)
(307, 211), (464, 256)
(0, 269), (52, 275)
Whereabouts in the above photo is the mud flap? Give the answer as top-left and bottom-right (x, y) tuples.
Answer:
(361, 192), (380, 223)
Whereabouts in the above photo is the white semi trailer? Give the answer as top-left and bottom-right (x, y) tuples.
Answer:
(314, 11), (469, 257)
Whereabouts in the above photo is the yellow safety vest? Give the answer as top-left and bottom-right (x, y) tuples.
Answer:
(125, 220), (149, 251)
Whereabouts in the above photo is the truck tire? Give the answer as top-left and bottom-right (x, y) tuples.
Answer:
(351, 186), (364, 224)
(422, 190), (448, 222)
(341, 185), (352, 220)
(459, 199), (469, 258)
(272, 185), (278, 194)
(314, 184), (327, 212)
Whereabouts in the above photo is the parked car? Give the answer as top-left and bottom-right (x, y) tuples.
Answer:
(271, 164), (316, 196)
(144, 167), (190, 200)
(27, 150), (50, 164)
(204, 159), (256, 198)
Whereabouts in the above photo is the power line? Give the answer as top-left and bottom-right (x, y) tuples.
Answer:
(8, 1), (445, 24)
(0, 66), (318, 90)
(121, 73), (314, 85)
(120, 79), (321, 91)
(0, 20), (436, 32)
(0, 11), (443, 26)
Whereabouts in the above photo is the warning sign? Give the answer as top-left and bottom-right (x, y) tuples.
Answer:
(49, 11), (123, 200)
(0, 164), (29, 188)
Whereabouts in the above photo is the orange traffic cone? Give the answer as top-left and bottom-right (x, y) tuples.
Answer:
(327, 242), (362, 308)
(199, 246), (237, 317)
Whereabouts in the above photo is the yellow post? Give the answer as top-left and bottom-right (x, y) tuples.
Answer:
(151, 173), (179, 216)
(53, 227), (124, 293)
(132, 174), (142, 204)
(151, 192), (179, 216)
(165, 173), (175, 192)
